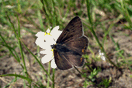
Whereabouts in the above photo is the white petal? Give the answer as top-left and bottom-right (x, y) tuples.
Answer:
(36, 38), (52, 49)
(35, 32), (47, 49)
(40, 49), (53, 55)
(45, 46), (53, 50)
(41, 54), (53, 64)
(99, 50), (104, 56)
(35, 31), (45, 37)
(53, 31), (62, 41)
(50, 26), (59, 34)
(35, 38), (46, 48)
(51, 59), (57, 68)
(46, 28), (51, 33)
(100, 53), (104, 56)
(50, 26), (62, 41)
(44, 35), (55, 45)
(35, 33), (55, 49)
(101, 56), (106, 61)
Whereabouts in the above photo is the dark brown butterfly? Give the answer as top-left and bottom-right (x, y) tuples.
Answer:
(51, 16), (88, 70)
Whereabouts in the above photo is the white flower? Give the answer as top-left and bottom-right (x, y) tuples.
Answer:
(5, 5), (15, 9)
(35, 26), (62, 68)
(98, 50), (106, 61)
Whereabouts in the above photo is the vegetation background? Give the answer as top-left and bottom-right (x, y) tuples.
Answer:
(0, 0), (132, 87)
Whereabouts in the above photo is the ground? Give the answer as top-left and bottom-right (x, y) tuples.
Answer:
(0, 24), (132, 87)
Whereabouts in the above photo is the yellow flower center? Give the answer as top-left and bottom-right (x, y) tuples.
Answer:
(44, 32), (50, 35)
(44, 31), (51, 42)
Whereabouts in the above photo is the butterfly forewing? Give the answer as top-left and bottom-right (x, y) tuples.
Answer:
(57, 16), (82, 44)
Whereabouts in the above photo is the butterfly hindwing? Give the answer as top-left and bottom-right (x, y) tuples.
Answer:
(65, 36), (88, 55)
(54, 36), (88, 70)
(54, 43), (83, 70)
(66, 36), (88, 67)
(54, 48), (72, 70)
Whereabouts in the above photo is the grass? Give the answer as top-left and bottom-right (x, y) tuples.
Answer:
(0, 0), (132, 87)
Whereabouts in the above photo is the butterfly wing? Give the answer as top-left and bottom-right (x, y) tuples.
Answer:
(65, 36), (88, 67)
(54, 50), (72, 70)
(65, 36), (88, 56)
(57, 16), (83, 44)
(54, 16), (88, 70)
(54, 36), (88, 70)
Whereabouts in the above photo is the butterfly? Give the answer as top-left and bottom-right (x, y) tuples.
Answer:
(51, 16), (88, 70)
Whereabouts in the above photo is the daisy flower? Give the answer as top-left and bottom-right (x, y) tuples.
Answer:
(98, 50), (106, 61)
(35, 26), (62, 68)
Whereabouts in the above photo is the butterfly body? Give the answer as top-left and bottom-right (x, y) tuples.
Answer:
(52, 16), (88, 70)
